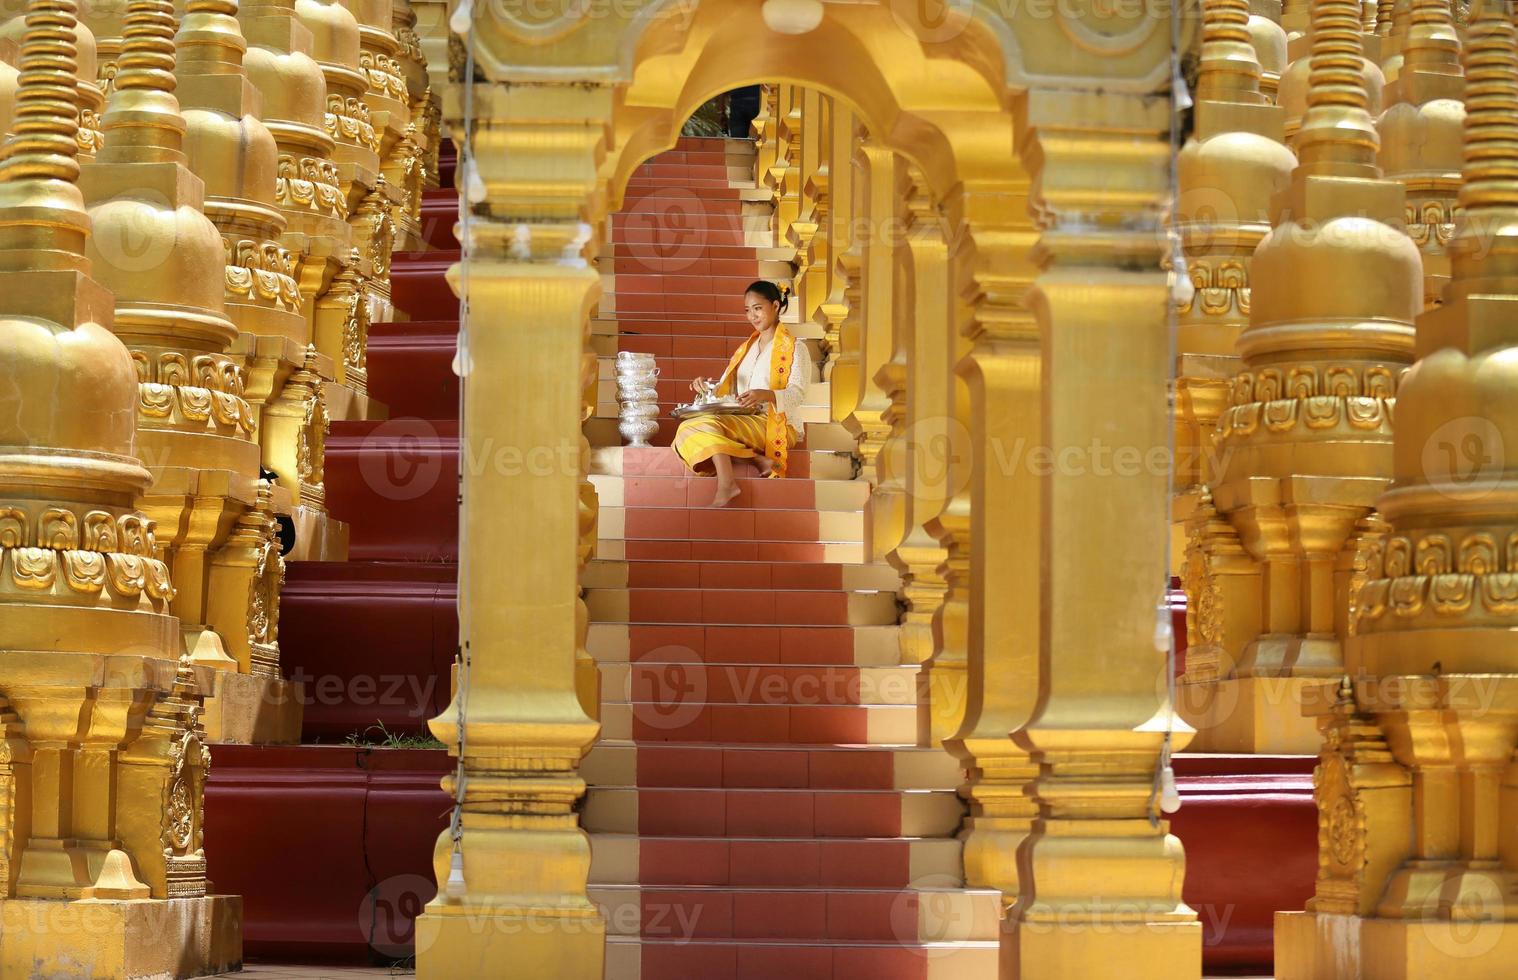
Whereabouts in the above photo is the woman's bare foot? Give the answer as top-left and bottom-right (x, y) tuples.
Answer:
(753, 456), (774, 478)
(711, 481), (740, 507)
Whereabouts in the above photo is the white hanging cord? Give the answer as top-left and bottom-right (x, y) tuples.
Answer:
(1150, 1), (1190, 827)
(444, 0), (479, 899)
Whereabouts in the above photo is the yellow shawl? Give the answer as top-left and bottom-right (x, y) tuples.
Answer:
(715, 325), (796, 478)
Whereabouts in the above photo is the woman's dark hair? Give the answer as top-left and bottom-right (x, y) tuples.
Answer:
(744, 279), (790, 315)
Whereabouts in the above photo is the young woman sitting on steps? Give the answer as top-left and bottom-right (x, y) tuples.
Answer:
(672, 280), (811, 507)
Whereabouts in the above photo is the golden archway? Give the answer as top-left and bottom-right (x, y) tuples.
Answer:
(419, 3), (1194, 978)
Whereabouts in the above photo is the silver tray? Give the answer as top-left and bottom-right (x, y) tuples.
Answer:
(671, 402), (764, 420)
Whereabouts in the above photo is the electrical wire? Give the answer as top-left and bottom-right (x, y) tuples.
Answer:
(443, 0), (478, 897)
(1150, 0), (1191, 829)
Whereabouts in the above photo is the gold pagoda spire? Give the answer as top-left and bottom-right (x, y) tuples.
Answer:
(96, 0), (184, 163)
(1199, 0), (1271, 105)
(1377, 0), (1462, 309)
(0, 0), (89, 271)
(1455, 0), (1518, 232)
(1297, 0), (1381, 175)
(1281, 5), (1518, 972)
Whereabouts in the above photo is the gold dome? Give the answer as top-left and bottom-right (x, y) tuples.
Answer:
(0, 314), (141, 461)
(295, 0), (361, 70)
(1391, 345), (1518, 484)
(1248, 14), (1289, 81)
(241, 39), (328, 134)
(1179, 130), (1297, 231)
(1250, 213), (1423, 327)
(182, 107), (283, 214)
(1378, 97), (1465, 178)
(1279, 52), (1386, 137)
(85, 198), (235, 350)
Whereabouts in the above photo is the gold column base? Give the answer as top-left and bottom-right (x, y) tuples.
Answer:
(323, 379), (387, 423)
(1178, 675), (1337, 754)
(1004, 917), (1201, 979)
(287, 504), (349, 562)
(415, 906), (605, 979)
(200, 670), (302, 744)
(1276, 910), (1518, 979)
(0, 895), (241, 979)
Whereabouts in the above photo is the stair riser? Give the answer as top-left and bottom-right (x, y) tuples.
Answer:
(610, 940), (999, 980)
(588, 624), (901, 667)
(367, 336), (459, 419)
(591, 836), (962, 889)
(582, 743), (960, 792)
(603, 665), (918, 708)
(279, 563), (456, 739)
(325, 421), (460, 561)
(605, 703), (915, 745)
(583, 789), (965, 839)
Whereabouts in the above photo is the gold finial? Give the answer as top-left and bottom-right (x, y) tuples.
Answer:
(176, 0), (247, 74)
(1298, 0), (1381, 176)
(1457, 0), (1518, 214)
(0, 0), (82, 186)
(1402, 0), (1461, 76)
(97, 0), (185, 163)
(1377, 0), (1397, 31)
(0, 0), (90, 268)
(1198, 0), (1268, 105)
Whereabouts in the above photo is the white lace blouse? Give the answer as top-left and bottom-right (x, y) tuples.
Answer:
(734, 334), (812, 434)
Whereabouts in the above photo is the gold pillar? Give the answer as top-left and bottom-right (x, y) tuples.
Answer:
(816, 100), (853, 386)
(1277, 6), (1518, 974)
(879, 163), (943, 645)
(0, 0), (238, 971)
(415, 80), (605, 978)
(1003, 88), (1200, 977)
(1175, 0), (1298, 751)
(1378, 0), (1463, 310)
(789, 88), (824, 321)
(842, 138), (897, 495)
(918, 205), (974, 746)
(939, 160), (1044, 914)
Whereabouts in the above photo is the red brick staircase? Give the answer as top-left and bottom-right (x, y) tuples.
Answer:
(578, 137), (998, 979)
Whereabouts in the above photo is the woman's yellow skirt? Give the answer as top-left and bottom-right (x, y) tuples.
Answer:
(672, 413), (797, 473)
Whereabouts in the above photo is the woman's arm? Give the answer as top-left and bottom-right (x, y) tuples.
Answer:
(774, 340), (811, 417)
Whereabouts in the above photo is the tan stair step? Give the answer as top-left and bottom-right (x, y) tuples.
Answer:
(597, 663), (921, 708)
(596, 539), (867, 564)
(588, 833), (964, 888)
(581, 556), (898, 590)
(584, 587), (898, 627)
(582, 740), (961, 791)
(587, 623), (903, 667)
(597, 506), (865, 545)
(605, 936), (999, 980)
(597, 701), (917, 744)
(588, 883), (1000, 943)
(583, 786), (966, 839)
